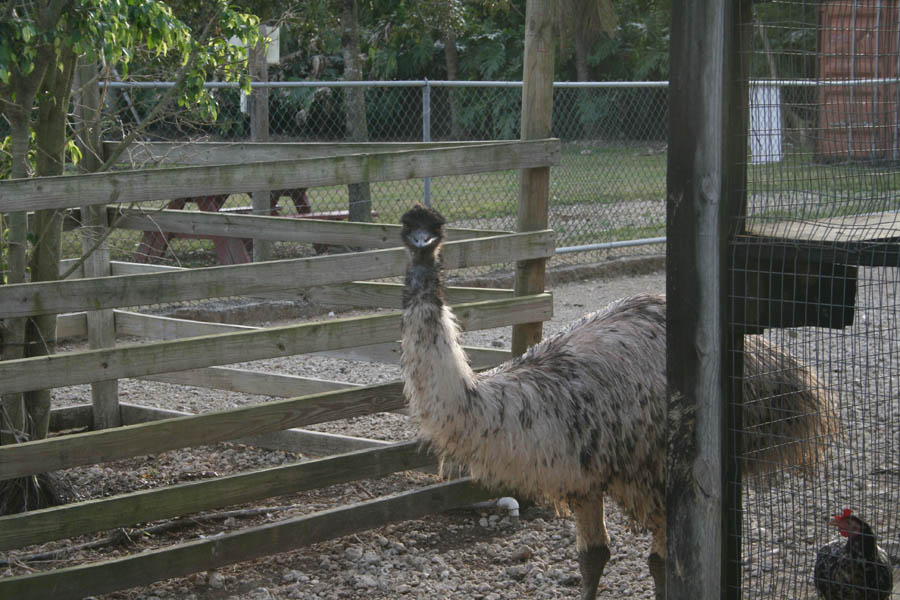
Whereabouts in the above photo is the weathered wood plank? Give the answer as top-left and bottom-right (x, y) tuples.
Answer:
(57, 312), (88, 338)
(125, 405), (396, 454)
(0, 139), (561, 212)
(0, 478), (491, 600)
(0, 294), (549, 395)
(78, 262), (512, 308)
(0, 441), (428, 551)
(665, 2), (750, 600)
(80, 203), (121, 429)
(2, 231), (554, 318)
(109, 140), (479, 166)
(745, 211), (900, 243)
(160, 371), (354, 399)
(58, 258), (85, 278)
(248, 47), (273, 262)
(112, 208), (505, 247)
(0, 380), (407, 480)
(136, 366), (359, 397)
(236, 427), (391, 455)
(303, 282), (513, 309)
(116, 310), (509, 368)
(114, 310), (255, 338)
(109, 261), (186, 275)
(164, 281), (512, 309)
(60, 287), (510, 340)
(119, 405), (393, 455)
(49, 404), (93, 431)
(141, 345), (503, 388)
(0, 294), (551, 395)
(312, 341), (510, 368)
(48, 403), (389, 455)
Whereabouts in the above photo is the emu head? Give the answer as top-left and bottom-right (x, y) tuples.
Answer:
(401, 205), (446, 256)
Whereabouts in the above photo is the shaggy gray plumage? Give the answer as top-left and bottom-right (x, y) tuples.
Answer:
(399, 205), (839, 600)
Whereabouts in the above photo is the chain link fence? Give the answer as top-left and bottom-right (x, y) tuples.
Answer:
(74, 80), (669, 272)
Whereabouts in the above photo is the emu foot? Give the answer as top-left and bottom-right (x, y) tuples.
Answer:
(648, 552), (665, 600)
(578, 544), (611, 600)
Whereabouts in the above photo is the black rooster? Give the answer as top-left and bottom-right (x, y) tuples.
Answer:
(814, 509), (893, 600)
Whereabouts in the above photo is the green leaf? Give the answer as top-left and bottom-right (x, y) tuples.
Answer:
(20, 24), (35, 43)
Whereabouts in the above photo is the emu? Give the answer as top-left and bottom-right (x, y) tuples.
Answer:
(399, 205), (838, 600)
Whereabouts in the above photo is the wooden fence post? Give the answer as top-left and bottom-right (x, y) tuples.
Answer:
(511, 0), (554, 356)
(341, 0), (373, 225)
(666, 1), (751, 599)
(75, 59), (121, 429)
(250, 28), (273, 262)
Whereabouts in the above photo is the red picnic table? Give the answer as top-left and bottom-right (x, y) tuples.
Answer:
(134, 189), (363, 264)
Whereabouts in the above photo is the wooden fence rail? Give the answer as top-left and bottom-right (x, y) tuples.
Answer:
(113, 207), (505, 246)
(0, 477), (492, 600)
(108, 140), (479, 165)
(0, 294), (551, 394)
(114, 310), (509, 368)
(82, 276), (513, 313)
(53, 285), (514, 341)
(0, 139), (560, 212)
(0, 230), (554, 318)
(46, 402), (391, 456)
(0, 440), (433, 551)
(0, 380), (405, 481)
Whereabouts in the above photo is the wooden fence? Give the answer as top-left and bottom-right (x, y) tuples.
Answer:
(0, 138), (559, 598)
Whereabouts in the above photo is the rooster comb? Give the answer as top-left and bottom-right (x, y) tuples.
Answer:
(833, 508), (853, 523)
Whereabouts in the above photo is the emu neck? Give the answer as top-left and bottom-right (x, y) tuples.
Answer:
(402, 251), (444, 310)
(401, 248), (477, 429)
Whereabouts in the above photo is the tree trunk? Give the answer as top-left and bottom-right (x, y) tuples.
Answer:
(22, 44), (77, 439)
(574, 15), (591, 82)
(0, 13), (58, 446)
(1, 106), (32, 445)
(442, 31), (464, 140)
(341, 0), (372, 223)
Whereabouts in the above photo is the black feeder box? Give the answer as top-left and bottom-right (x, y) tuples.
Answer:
(732, 243), (858, 335)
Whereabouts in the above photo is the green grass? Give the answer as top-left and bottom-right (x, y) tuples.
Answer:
(746, 151), (900, 220)
(552, 146), (667, 205)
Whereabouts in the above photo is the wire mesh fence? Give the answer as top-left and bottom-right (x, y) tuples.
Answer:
(69, 80), (670, 272)
(729, 1), (900, 597)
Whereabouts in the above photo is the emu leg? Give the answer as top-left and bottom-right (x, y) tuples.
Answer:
(572, 498), (611, 600)
(648, 552), (665, 600)
(579, 544), (611, 600)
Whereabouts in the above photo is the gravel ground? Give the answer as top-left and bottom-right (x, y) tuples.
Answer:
(4, 265), (899, 599)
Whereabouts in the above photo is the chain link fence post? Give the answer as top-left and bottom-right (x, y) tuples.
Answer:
(422, 78), (432, 208)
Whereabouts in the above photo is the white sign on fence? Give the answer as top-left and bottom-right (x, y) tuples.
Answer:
(749, 85), (783, 164)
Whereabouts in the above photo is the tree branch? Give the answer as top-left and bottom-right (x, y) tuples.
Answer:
(99, 12), (222, 171)
(3, 0), (17, 21)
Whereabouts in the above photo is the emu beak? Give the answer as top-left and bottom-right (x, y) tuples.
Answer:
(409, 230), (438, 248)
